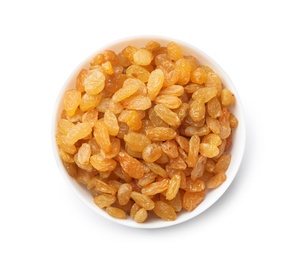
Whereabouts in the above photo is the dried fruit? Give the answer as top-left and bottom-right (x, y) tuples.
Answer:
(106, 206), (127, 219)
(155, 95), (182, 109)
(130, 191), (155, 210)
(93, 120), (112, 153)
(191, 155), (207, 180)
(122, 95), (152, 110)
(133, 208), (148, 223)
(133, 48), (153, 66)
(167, 42), (183, 61)
(191, 67), (207, 84)
(124, 132), (151, 152)
(117, 183), (133, 205)
(77, 143), (91, 165)
(76, 69), (88, 92)
(159, 84), (184, 96)
(94, 194), (116, 208)
(166, 174), (181, 200)
(186, 178), (206, 192)
(161, 140), (179, 158)
(146, 127), (177, 141)
(126, 65), (150, 82)
(189, 99), (206, 122)
(80, 93), (102, 112)
(117, 150), (144, 179)
(141, 179), (169, 196)
(65, 122), (92, 145)
(147, 69), (164, 100)
(186, 135), (200, 168)
(207, 172), (227, 189)
(103, 109), (119, 136)
(153, 201), (177, 220)
(183, 190), (205, 212)
(63, 90), (81, 117)
(213, 154), (231, 174)
(84, 70), (105, 95)
(154, 104), (180, 127)
(57, 40), (238, 223)
(112, 78), (140, 103)
(199, 143), (219, 158)
(142, 143), (163, 163)
(146, 162), (168, 178)
(90, 154), (117, 172)
(221, 88), (235, 106)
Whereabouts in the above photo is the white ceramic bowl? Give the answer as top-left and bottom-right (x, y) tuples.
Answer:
(52, 36), (246, 229)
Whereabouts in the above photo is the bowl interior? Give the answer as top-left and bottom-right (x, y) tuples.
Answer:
(52, 36), (246, 229)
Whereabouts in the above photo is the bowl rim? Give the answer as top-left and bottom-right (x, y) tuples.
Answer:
(51, 35), (246, 229)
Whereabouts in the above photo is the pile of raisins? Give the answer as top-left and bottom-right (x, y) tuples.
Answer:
(56, 40), (238, 222)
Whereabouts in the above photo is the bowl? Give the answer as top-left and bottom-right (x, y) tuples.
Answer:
(51, 36), (246, 229)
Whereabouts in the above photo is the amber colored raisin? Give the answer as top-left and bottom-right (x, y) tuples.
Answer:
(214, 154), (232, 174)
(183, 190), (205, 212)
(166, 174), (181, 200)
(190, 155), (207, 180)
(175, 58), (191, 85)
(84, 70), (105, 96)
(117, 183), (133, 206)
(159, 85), (184, 97)
(207, 172), (227, 189)
(124, 132), (151, 152)
(145, 162), (168, 178)
(112, 78), (140, 103)
(106, 206), (127, 219)
(167, 42), (183, 61)
(147, 69), (164, 101)
(141, 179), (169, 196)
(146, 40), (161, 52)
(186, 178), (206, 192)
(161, 140), (179, 159)
(63, 90), (81, 117)
(133, 208), (148, 223)
(117, 150), (144, 179)
(80, 93), (102, 112)
(142, 143), (163, 163)
(186, 135), (200, 168)
(138, 171), (157, 187)
(101, 61), (114, 75)
(221, 88), (236, 106)
(146, 127), (177, 141)
(154, 95), (182, 109)
(205, 72), (222, 95)
(94, 194), (116, 208)
(207, 97), (222, 118)
(90, 154), (117, 172)
(229, 113), (238, 128)
(65, 122), (92, 145)
(126, 65), (150, 82)
(76, 69), (88, 92)
(133, 48), (153, 66)
(122, 95), (152, 110)
(130, 191), (155, 210)
(199, 143), (219, 158)
(189, 99), (206, 122)
(191, 67), (207, 84)
(153, 201), (177, 220)
(93, 120), (112, 153)
(154, 104), (180, 127)
(118, 109), (142, 131)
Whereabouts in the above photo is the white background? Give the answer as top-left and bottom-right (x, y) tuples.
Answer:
(1, 0), (282, 259)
